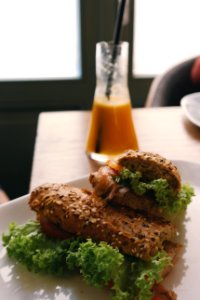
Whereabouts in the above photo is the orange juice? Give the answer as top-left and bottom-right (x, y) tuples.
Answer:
(86, 97), (139, 163)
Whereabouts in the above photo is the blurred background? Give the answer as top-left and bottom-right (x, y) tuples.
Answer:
(0, 0), (200, 199)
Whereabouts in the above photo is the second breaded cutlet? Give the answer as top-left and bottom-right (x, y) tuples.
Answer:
(29, 183), (177, 261)
(117, 150), (181, 192)
(89, 150), (182, 217)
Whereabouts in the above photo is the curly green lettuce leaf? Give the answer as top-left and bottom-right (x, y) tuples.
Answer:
(134, 250), (172, 300)
(115, 167), (195, 214)
(2, 220), (80, 275)
(72, 239), (125, 287)
(2, 220), (172, 300)
(70, 239), (131, 300)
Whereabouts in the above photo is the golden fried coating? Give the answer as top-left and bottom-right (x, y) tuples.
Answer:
(117, 150), (181, 192)
(29, 183), (177, 261)
(89, 165), (164, 217)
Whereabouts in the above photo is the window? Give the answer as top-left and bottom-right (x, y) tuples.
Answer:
(0, 0), (101, 110)
(0, 0), (81, 80)
(133, 0), (200, 77)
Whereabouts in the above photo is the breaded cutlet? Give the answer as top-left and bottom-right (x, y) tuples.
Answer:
(117, 150), (181, 192)
(89, 150), (182, 217)
(29, 183), (177, 261)
(89, 165), (164, 217)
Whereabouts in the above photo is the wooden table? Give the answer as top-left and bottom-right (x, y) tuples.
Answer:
(29, 107), (200, 191)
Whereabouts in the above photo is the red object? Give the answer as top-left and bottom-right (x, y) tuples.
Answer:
(191, 57), (200, 84)
(106, 160), (122, 173)
(152, 284), (177, 300)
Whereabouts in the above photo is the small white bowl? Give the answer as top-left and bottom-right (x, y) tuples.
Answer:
(181, 92), (200, 127)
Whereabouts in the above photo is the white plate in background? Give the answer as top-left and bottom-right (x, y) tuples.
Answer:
(181, 92), (200, 127)
(0, 161), (200, 299)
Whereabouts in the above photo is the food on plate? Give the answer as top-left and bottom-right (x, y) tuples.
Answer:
(29, 183), (176, 261)
(2, 150), (195, 300)
(3, 220), (177, 300)
(4, 185), (180, 300)
(90, 150), (194, 217)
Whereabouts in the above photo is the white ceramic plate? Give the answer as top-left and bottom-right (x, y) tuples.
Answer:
(181, 92), (200, 127)
(0, 160), (200, 299)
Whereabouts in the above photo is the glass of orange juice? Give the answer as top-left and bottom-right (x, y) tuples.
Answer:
(86, 41), (139, 164)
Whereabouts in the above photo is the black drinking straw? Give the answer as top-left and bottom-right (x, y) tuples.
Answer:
(105, 0), (127, 99)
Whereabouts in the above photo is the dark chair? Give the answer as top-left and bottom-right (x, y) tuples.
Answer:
(145, 57), (200, 107)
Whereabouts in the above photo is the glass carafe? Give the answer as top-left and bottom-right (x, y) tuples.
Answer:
(86, 41), (139, 164)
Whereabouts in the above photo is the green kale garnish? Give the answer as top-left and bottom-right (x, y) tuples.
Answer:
(2, 220), (172, 300)
(134, 250), (172, 299)
(114, 168), (194, 214)
(2, 220), (80, 275)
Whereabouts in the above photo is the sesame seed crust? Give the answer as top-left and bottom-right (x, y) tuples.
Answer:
(29, 183), (177, 261)
(117, 150), (181, 192)
(90, 165), (165, 218)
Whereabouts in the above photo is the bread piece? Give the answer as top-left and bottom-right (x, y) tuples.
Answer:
(29, 183), (177, 261)
(117, 150), (181, 192)
(89, 165), (164, 217)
